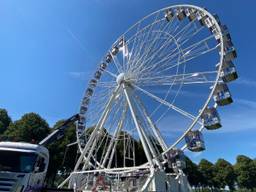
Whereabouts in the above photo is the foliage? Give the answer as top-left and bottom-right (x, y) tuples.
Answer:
(234, 155), (256, 190)
(3, 112), (50, 143)
(0, 109), (12, 135)
(184, 156), (201, 188)
(198, 159), (216, 188)
(46, 120), (77, 187)
(214, 158), (236, 190)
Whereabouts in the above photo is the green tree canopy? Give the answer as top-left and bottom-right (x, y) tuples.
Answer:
(0, 108), (12, 134)
(214, 158), (236, 190)
(234, 155), (256, 190)
(3, 112), (50, 143)
(198, 159), (215, 188)
(184, 156), (201, 188)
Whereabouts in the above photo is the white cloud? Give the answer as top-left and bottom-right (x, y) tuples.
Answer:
(235, 78), (256, 88)
(68, 71), (90, 81)
(236, 98), (256, 109)
(66, 27), (88, 55)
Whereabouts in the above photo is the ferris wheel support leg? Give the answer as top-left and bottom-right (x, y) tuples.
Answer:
(139, 122), (163, 169)
(74, 85), (121, 171)
(123, 84), (162, 168)
(123, 84), (153, 166)
(135, 94), (168, 151)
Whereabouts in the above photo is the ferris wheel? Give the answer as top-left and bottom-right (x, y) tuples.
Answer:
(61, 4), (238, 191)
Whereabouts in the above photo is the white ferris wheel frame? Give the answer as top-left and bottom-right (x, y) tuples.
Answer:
(59, 4), (226, 188)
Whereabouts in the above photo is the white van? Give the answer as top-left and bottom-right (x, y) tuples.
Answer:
(0, 142), (49, 192)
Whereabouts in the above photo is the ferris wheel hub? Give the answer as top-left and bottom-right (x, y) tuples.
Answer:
(116, 72), (126, 85)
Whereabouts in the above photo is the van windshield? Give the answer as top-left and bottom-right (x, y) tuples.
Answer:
(0, 150), (37, 173)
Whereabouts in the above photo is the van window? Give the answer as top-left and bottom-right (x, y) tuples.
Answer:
(0, 150), (37, 173)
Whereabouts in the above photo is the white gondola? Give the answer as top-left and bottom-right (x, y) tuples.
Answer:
(209, 24), (219, 38)
(220, 60), (238, 82)
(118, 38), (125, 47)
(77, 124), (84, 131)
(167, 149), (186, 169)
(94, 70), (102, 80)
(79, 115), (86, 123)
(176, 8), (186, 21)
(100, 63), (107, 71)
(82, 97), (90, 106)
(79, 138), (86, 147)
(203, 16), (214, 28)
(213, 14), (221, 25)
(201, 107), (221, 130)
(223, 39), (234, 50)
(185, 130), (205, 152)
(196, 10), (207, 26)
(217, 25), (231, 43)
(185, 8), (196, 21)
(165, 9), (174, 22)
(106, 54), (112, 63)
(77, 131), (82, 137)
(86, 88), (93, 97)
(80, 105), (88, 114)
(89, 79), (97, 89)
(213, 83), (233, 106)
(224, 47), (237, 61)
(111, 46), (119, 55)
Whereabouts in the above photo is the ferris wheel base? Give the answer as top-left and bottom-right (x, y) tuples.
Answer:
(68, 169), (191, 192)
(144, 170), (192, 192)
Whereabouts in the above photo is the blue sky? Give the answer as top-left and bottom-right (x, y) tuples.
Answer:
(0, 0), (255, 164)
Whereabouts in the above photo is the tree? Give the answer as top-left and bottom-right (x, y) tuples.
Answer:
(183, 157), (201, 189)
(198, 159), (216, 189)
(214, 158), (236, 191)
(0, 109), (12, 135)
(3, 112), (50, 143)
(46, 120), (77, 187)
(234, 155), (256, 190)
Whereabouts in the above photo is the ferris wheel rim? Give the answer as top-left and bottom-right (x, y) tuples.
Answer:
(76, 4), (225, 170)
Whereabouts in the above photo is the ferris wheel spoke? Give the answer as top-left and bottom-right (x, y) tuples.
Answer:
(145, 43), (219, 78)
(132, 32), (176, 75)
(177, 24), (203, 45)
(74, 85), (122, 171)
(120, 36), (130, 72)
(131, 25), (177, 75)
(133, 84), (203, 125)
(139, 33), (217, 76)
(135, 71), (217, 83)
(97, 81), (116, 88)
(137, 20), (184, 69)
(173, 18), (198, 41)
(136, 71), (218, 87)
(127, 21), (144, 70)
(97, 97), (125, 167)
(104, 69), (118, 78)
(128, 14), (178, 74)
(103, 103), (128, 168)
(109, 51), (123, 73)
(128, 13), (164, 65)
(130, 18), (173, 73)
